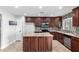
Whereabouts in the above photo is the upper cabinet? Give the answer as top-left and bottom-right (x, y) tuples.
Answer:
(49, 17), (62, 28)
(32, 17), (43, 27)
(25, 16), (62, 28)
(72, 7), (79, 26)
(49, 17), (55, 27)
(55, 17), (62, 28)
(25, 17), (43, 27)
(43, 17), (51, 23)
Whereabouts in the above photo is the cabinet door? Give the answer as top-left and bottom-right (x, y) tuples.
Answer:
(23, 37), (31, 52)
(57, 33), (64, 44)
(38, 37), (45, 52)
(50, 32), (58, 40)
(46, 17), (51, 23)
(32, 17), (42, 27)
(60, 34), (64, 44)
(49, 17), (55, 27)
(38, 37), (52, 52)
(49, 17), (62, 28)
(72, 7), (79, 26)
(30, 37), (38, 52)
(72, 9), (76, 26)
(55, 17), (62, 28)
(50, 32), (55, 40)
(55, 18), (59, 27)
(23, 37), (38, 52)
(47, 37), (52, 51)
(71, 37), (79, 52)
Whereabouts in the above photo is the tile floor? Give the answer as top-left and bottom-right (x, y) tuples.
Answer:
(53, 40), (71, 52)
(0, 40), (23, 52)
(0, 40), (71, 52)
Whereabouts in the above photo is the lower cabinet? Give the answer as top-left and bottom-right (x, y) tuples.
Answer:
(50, 32), (58, 40)
(23, 37), (38, 52)
(23, 37), (52, 52)
(71, 37), (79, 52)
(57, 33), (64, 44)
(57, 33), (79, 52)
(50, 32), (64, 44)
(51, 32), (79, 52)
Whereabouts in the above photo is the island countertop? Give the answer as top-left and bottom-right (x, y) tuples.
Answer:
(23, 32), (53, 37)
(23, 32), (53, 52)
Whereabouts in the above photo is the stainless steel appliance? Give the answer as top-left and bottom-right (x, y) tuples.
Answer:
(41, 23), (49, 32)
(64, 35), (71, 49)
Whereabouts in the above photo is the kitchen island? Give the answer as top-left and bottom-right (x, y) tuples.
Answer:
(23, 32), (53, 52)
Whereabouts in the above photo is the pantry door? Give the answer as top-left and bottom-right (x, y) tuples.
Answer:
(16, 17), (24, 41)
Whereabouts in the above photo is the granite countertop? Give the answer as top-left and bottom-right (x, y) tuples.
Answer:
(23, 32), (53, 37)
(56, 30), (79, 38)
(49, 29), (79, 38)
(35, 27), (79, 38)
(47, 28), (79, 38)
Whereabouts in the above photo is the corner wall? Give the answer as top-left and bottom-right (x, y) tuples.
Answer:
(0, 9), (16, 49)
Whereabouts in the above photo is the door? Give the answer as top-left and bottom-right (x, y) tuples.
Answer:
(16, 18), (23, 41)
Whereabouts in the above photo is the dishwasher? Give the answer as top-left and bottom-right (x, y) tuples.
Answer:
(64, 35), (71, 49)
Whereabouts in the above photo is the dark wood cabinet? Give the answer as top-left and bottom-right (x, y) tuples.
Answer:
(25, 16), (62, 28)
(49, 17), (55, 27)
(52, 31), (79, 52)
(49, 17), (62, 28)
(43, 17), (50, 23)
(23, 36), (52, 52)
(50, 32), (58, 40)
(31, 17), (43, 27)
(51, 31), (79, 52)
(72, 7), (79, 26)
(25, 17), (43, 27)
(50, 32), (64, 44)
(71, 37), (79, 52)
(55, 17), (62, 28)
(57, 33), (64, 44)
(38, 37), (52, 51)
(23, 37), (39, 52)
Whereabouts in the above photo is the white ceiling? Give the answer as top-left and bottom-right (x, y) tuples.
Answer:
(0, 6), (77, 16)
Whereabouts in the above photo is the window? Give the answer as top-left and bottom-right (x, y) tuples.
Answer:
(62, 18), (73, 30)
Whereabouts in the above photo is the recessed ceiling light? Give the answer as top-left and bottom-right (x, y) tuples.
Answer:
(58, 6), (63, 9)
(39, 6), (43, 9)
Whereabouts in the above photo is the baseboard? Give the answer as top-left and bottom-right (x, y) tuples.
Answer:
(0, 40), (16, 49)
